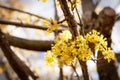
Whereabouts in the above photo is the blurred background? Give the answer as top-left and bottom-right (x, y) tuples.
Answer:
(0, 0), (120, 80)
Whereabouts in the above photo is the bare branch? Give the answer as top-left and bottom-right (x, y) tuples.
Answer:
(0, 29), (38, 80)
(5, 34), (53, 51)
(54, 0), (59, 21)
(0, 4), (49, 21)
(58, 0), (79, 38)
(81, 0), (95, 14)
(0, 19), (64, 32)
(0, 19), (48, 30)
(58, 1), (89, 80)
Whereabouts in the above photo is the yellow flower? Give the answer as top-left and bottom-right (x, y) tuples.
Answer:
(45, 29), (114, 67)
(60, 30), (72, 42)
(102, 48), (115, 62)
(45, 50), (56, 66)
(85, 30), (107, 50)
(47, 18), (59, 33)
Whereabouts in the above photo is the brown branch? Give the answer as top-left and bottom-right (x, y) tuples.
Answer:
(116, 54), (120, 62)
(54, 0), (59, 21)
(0, 29), (38, 80)
(79, 60), (89, 80)
(95, 7), (120, 80)
(71, 64), (80, 80)
(0, 19), (64, 32)
(81, 0), (97, 33)
(0, 4), (49, 21)
(81, 0), (95, 14)
(5, 34), (53, 51)
(58, 0), (79, 38)
(94, 0), (101, 8)
(58, 1), (89, 80)
(59, 68), (64, 80)
(0, 19), (48, 30)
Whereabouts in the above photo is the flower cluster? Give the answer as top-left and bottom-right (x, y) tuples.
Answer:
(42, 18), (59, 33)
(45, 30), (115, 67)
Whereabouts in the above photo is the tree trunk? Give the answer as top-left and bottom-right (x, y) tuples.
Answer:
(97, 53), (119, 80)
(0, 29), (38, 80)
(95, 7), (120, 80)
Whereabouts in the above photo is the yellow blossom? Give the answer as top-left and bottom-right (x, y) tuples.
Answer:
(45, 29), (115, 67)
(85, 30), (107, 50)
(102, 48), (115, 62)
(45, 50), (56, 66)
(47, 18), (59, 33)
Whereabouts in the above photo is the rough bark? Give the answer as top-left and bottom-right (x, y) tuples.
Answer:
(95, 7), (120, 80)
(81, 0), (119, 79)
(0, 29), (38, 80)
(97, 52), (119, 80)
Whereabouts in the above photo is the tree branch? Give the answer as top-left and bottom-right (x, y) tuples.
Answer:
(115, 54), (120, 62)
(58, 0), (79, 38)
(5, 34), (53, 51)
(81, 0), (95, 14)
(81, 0), (98, 33)
(0, 4), (49, 21)
(0, 19), (47, 30)
(0, 29), (38, 80)
(95, 7), (119, 80)
(0, 19), (63, 32)
(58, 1), (89, 80)
(53, 0), (59, 21)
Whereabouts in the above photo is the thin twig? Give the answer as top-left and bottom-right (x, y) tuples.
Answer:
(0, 19), (64, 32)
(53, 0), (59, 21)
(58, 19), (66, 24)
(71, 64), (80, 80)
(75, 7), (85, 36)
(79, 60), (89, 80)
(59, 68), (64, 80)
(0, 4), (49, 21)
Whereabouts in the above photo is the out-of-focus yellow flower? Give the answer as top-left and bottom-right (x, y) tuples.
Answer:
(56, 0), (60, 7)
(102, 48), (115, 62)
(60, 30), (72, 42)
(45, 50), (56, 66)
(42, 0), (47, 3)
